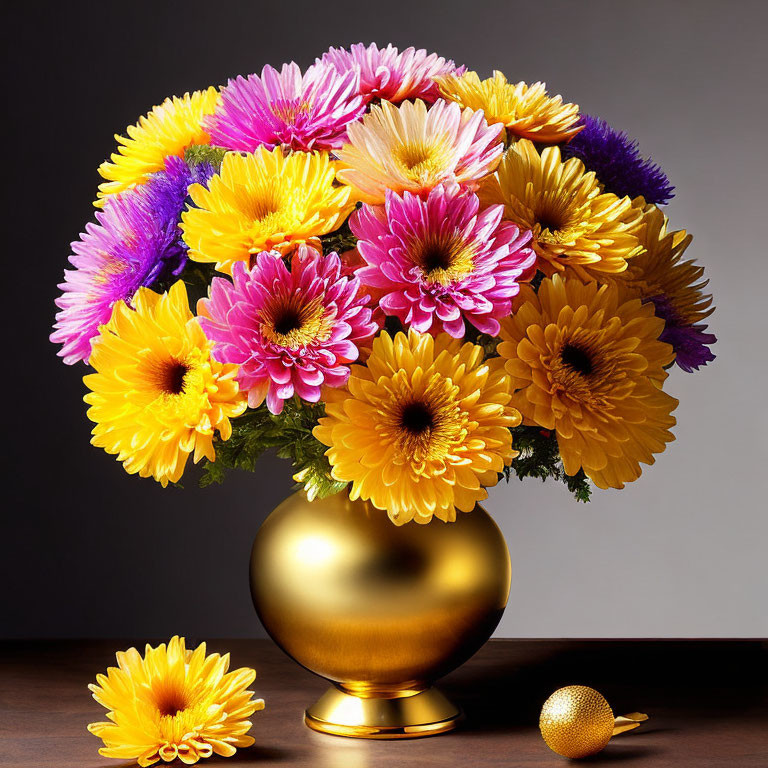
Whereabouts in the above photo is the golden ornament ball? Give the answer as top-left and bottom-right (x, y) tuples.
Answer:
(539, 685), (648, 759)
(540, 685), (616, 759)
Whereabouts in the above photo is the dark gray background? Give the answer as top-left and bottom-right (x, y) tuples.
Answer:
(3, 1), (766, 639)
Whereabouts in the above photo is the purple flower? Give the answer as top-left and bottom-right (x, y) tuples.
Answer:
(652, 295), (717, 372)
(561, 114), (675, 205)
(51, 156), (213, 364)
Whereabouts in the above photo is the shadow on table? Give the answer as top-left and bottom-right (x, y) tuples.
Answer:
(441, 640), (768, 735)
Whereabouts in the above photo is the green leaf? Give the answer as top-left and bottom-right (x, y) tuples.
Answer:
(505, 425), (592, 502)
(199, 398), (348, 500)
(184, 144), (228, 171)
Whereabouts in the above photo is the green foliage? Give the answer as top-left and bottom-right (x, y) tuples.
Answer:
(200, 398), (347, 500)
(505, 425), (592, 502)
(184, 144), (228, 171)
(320, 215), (359, 255)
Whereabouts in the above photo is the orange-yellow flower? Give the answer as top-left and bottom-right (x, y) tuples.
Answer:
(314, 330), (521, 524)
(497, 275), (678, 489)
(615, 200), (715, 371)
(480, 139), (643, 280)
(438, 70), (582, 143)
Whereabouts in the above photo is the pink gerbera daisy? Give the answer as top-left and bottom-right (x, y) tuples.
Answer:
(205, 61), (365, 153)
(319, 42), (463, 104)
(351, 184), (536, 337)
(198, 246), (379, 414)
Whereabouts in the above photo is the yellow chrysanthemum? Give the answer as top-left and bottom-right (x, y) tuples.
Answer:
(84, 281), (246, 486)
(479, 139), (644, 280)
(181, 147), (354, 274)
(97, 87), (219, 202)
(336, 98), (503, 204)
(497, 275), (678, 489)
(314, 330), (521, 525)
(88, 636), (264, 767)
(619, 199), (713, 327)
(437, 70), (582, 143)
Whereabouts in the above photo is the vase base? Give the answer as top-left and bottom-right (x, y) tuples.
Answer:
(304, 685), (462, 739)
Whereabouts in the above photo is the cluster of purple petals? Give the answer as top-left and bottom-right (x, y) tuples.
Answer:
(137, 156), (217, 285)
(651, 295), (716, 372)
(562, 114), (675, 205)
(51, 155), (216, 364)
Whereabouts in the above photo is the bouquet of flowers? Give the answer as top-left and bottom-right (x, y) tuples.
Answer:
(52, 43), (715, 525)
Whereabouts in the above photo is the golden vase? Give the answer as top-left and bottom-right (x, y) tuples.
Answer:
(249, 491), (511, 738)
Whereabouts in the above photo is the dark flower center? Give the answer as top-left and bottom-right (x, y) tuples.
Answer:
(421, 245), (453, 274)
(273, 306), (303, 335)
(538, 212), (563, 233)
(400, 401), (434, 434)
(561, 344), (593, 375)
(155, 689), (188, 718)
(163, 361), (190, 395)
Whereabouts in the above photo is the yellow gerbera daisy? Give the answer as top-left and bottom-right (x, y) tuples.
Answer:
(84, 281), (246, 486)
(181, 147), (354, 274)
(621, 199), (713, 326)
(97, 87), (219, 202)
(437, 70), (582, 144)
(497, 275), (678, 489)
(314, 330), (521, 525)
(336, 98), (503, 204)
(88, 636), (264, 767)
(479, 139), (644, 280)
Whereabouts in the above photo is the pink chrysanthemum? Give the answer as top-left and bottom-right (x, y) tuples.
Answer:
(198, 247), (379, 414)
(351, 185), (536, 337)
(205, 62), (365, 153)
(336, 99), (503, 205)
(319, 42), (463, 104)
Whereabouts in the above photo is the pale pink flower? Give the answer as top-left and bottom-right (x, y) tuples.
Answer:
(336, 99), (503, 204)
(319, 42), (463, 104)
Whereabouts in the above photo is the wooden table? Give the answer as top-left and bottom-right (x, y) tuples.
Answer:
(1, 639), (766, 767)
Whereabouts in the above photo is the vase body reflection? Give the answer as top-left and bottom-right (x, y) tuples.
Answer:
(249, 491), (511, 738)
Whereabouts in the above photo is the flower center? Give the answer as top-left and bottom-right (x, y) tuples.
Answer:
(537, 211), (565, 234)
(272, 306), (302, 335)
(393, 138), (451, 183)
(384, 374), (469, 469)
(245, 183), (282, 223)
(413, 234), (475, 285)
(560, 343), (593, 375)
(153, 686), (190, 718)
(400, 401), (435, 434)
(155, 360), (190, 395)
(271, 99), (311, 124)
(534, 195), (583, 243)
(396, 141), (435, 170)
(260, 295), (332, 349)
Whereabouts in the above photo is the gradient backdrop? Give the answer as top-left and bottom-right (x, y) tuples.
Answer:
(4, 0), (766, 639)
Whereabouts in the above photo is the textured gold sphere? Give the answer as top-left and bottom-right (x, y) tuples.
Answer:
(539, 685), (615, 759)
(250, 491), (511, 694)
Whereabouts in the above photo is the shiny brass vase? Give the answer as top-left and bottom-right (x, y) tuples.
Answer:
(249, 491), (511, 738)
